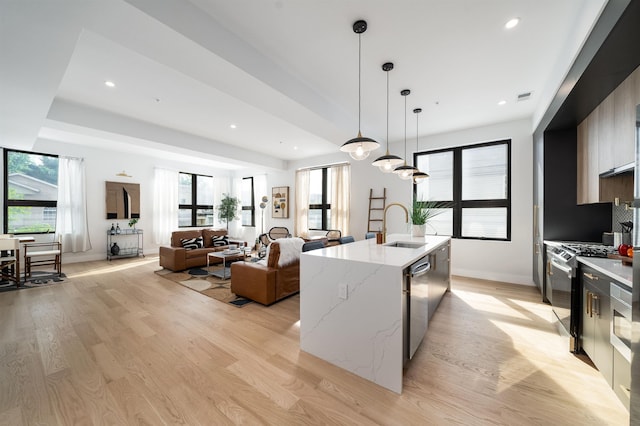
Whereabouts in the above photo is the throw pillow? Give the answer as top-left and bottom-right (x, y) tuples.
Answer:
(211, 235), (229, 247)
(181, 236), (203, 250)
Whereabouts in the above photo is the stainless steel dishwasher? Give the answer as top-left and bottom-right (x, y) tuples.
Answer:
(404, 254), (431, 364)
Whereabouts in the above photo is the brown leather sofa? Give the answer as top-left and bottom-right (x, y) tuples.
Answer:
(230, 239), (301, 305)
(159, 229), (243, 271)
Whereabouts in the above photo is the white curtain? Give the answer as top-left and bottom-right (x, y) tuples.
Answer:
(55, 157), (92, 253)
(254, 174), (268, 236)
(228, 176), (242, 236)
(330, 163), (350, 236)
(153, 168), (178, 245)
(295, 169), (310, 238)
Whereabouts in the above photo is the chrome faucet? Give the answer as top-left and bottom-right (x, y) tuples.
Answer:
(382, 203), (409, 243)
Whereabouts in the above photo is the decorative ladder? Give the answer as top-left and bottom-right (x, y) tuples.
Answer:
(367, 188), (386, 233)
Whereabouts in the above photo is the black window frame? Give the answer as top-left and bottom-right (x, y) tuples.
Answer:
(414, 139), (511, 241)
(3, 148), (59, 234)
(308, 167), (331, 231)
(241, 176), (255, 227)
(178, 172), (214, 228)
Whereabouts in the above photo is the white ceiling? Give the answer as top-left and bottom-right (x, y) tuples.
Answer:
(1, 0), (608, 171)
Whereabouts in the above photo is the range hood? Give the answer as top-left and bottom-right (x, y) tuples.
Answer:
(599, 162), (634, 178)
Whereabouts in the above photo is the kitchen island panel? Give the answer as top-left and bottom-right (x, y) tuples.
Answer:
(300, 254), (404, 393)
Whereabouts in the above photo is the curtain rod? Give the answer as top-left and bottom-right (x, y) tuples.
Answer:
(296, 161), (349, 172)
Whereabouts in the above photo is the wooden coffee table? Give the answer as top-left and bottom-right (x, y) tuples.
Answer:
(207, 251), (245, 279)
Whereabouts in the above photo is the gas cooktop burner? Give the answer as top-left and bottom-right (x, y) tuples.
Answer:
(561, 243), (617, 258)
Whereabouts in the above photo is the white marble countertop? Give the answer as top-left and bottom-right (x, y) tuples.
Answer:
(303, 234), (450, 269)
(578, 257), (633, 289)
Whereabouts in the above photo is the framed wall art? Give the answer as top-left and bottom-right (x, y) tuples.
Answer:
(272, 186), (289, 218)
(106, 181), (140, 219)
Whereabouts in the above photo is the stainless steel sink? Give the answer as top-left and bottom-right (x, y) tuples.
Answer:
(383, 241), (426, 249)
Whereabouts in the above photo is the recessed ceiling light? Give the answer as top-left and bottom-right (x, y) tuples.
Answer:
(230, 124), (237, 129)
(104, 81), (115, 88)
(293, 146), (298, 150)
(498, 100), (507, 106)
(505, 17), (520, 29)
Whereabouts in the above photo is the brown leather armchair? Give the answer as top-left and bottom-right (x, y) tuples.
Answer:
(230, 239), (302, 305)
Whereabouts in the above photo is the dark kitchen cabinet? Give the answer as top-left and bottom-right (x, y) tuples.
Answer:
(613, 347), (630, 411)
(580, 265), (613, 387)
(533, 129), (611, 298)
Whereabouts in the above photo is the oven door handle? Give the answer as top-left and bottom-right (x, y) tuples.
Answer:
(550, 259), (573, 277)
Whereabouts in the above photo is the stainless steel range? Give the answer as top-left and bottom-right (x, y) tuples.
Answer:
(545, 242), (617, 352)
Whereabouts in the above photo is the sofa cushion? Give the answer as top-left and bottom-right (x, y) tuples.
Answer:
(185, 247), (210, 259)
(211, 235), (229, 247)
(202, 229), (227, 248)
(171, 230), (202, 247)
(181, 236), (203, 250)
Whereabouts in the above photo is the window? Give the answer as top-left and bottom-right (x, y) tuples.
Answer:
(415, 140), (511, 240)
(178, 172), (214, 227)
(4, 149), (59, 234)
(308, 167), (332, 230)
(241, 177), (255, 227)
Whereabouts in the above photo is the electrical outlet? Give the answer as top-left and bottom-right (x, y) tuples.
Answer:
(338, 283), (348, 300)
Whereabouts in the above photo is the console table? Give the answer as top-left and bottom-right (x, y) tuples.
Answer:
(107, 229), (144, 260)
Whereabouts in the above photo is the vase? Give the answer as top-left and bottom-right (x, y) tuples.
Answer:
(411, 224), (426, 237)
(111, 242), (120, 255)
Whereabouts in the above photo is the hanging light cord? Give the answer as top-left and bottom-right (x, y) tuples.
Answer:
(386, 67), (389, 150)
(357, 32), (362, 134)
(403, 94), (408, 161)
(416, 109), (419, 151)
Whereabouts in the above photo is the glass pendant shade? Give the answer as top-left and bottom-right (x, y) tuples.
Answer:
(411, 107), (429, 183)
(412, 170), (429, 183)
(372, 152), (404, 172)
(372, 62), (403, 172)
(341, 20), (379, 160)
(394, 163), (418, 179)
(395, 88), (416, 180)
(341, 132), (378, 160)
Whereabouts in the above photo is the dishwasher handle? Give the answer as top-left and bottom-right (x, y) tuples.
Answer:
(410, 259), (431, 277)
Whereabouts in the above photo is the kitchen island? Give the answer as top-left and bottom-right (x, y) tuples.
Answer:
(299, 234), (451, 393)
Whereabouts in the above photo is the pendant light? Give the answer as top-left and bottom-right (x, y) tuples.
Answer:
(412, 108), (429, 183)
(394, 89), (418, 180)
(340, 20), (380, 160)
(372, 62), (404, 172)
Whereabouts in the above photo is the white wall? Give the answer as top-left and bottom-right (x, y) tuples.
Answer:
(24, 116), (533, 286)
(414, 118), (534, 285)
(30, 138), (235, 264)
(288, 118), (534, 286)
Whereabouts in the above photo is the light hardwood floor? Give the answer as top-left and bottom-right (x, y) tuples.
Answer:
(0, 257), (628, 425)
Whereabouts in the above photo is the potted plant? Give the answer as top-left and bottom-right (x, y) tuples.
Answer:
(411, 200), (444, 236)
(128, 218), (138, 232)
(217, 193), (240, 230)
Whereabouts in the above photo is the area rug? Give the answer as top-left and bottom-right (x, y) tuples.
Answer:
(155, 267), (253, 307)
(0, 271), (66, 293)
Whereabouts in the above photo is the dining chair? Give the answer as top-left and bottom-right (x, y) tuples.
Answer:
(365, 232), (376, 239)
(258, 233), (270, 246)
(338, 236), (355, 244)
(0, 238), (21, 287)
(24, 235), (62, 279)
(302, 240), (326, 252)
(326, 229), (342, 244)
(268, 227), (290, 240)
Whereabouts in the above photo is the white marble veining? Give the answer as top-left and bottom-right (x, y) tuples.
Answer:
(578, 257), (633, 289)
(300, 234), (450, 394)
